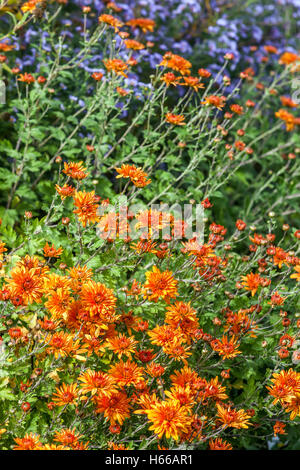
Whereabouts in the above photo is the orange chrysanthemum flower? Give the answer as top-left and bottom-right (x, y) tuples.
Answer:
(44, 287), (71, 319)
(165, 385), (195, 408)
(94, 390), (131, 424)
(279, 52), (300, 65)
(163, 338), (191, 363)
(264, 45), (278, 54)
(131, 240), (157, 255)
(198, 68), (211, 78)
(21, 0), (41, 12)
(53, 428), (83, 448)
(211, 335), (242, 360)
(170, 366), (202, 394)
(43, 242), (63, 258)
(0, 42), (14, 52)
(124, 39), (145, 50)
(44, 331), (82, 358)
(17, 73), (35, 84)
(17, 255), (48, 272)
(216, 403), (251, 429)
(52, 383), (78, 407)
(126, 18), (155, 33)
(78, 369), (116, 397)
(67, 265), (93, 292)
(273, 421), (286, 437)
(144, 399), (192, 440)
(230, 104), (244, 115)
(160, 72), (181, 87)
(145, 362), (165, 378)
(283, 393), (300, 420)
(105, 333), (138, 359)
(73, 190), (100, 227)
(143, 266), (178, 302)
(275, 109), (296, 131)
(134, 392), (160, 414)
(5, 266), (44, 305)
(165, 112), (185, 126)
(241, 272), (262, 296)
(290, 265), (300, 282)
(267, 369), (300, 406)
(272, 247), (288, 268)
(104, 58), (128, 77)
(63, 161), (88, 180)
(135, 208), (173, 238)
(109, 359), (144, 387)
(280, 96), (298, 108)
(0, 240), (7, 258)
(204, 377), (228, 401)
(43, 273), (71, 293)
(202, 95), (226, 110)
(13, 433), (41, 450)
(209, 438), (233, 450)
(80, 280), (117, 324)
(98, 14), (123, 31)
(55, 184), (75, 200)
(181, 76), (205, 92)
(148, 324), (178, 347)
(160, 52), (192, 75)
(165, 301), (199, 341)
(115, 164), (151, 187)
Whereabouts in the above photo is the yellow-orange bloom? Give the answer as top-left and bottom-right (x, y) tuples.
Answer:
(44, 287), (71, 319)
(104, 58), (128, 77)
(105, 333), (137, 359)
(52, 383), (78, 407)
(165, 301), (199, 341)
(55, 184), (75, 200)
(21, 0), (40, 13)
(44, 331), (83, 359)
(43, 242), (63, 258)
(241, 272), (262, 296)
(80, 280), (117, 324)
(202, 95), (226, 110)
(144, 399), (192, 440)
(5, 266), (45, 305)
(94, 390), (130, 424)
(275, 108), (296, 131)
(216, 403), (251, 429)
(0, 42), (15, 52)
(209, 438), (233, 450)
(78, 369), (117, 397)
(279, 52), (300, 65)
(280, 96), (298, 108)
(116, 164), (151, 187)
(181, 76), (205, 91)
(144, 266), (178, 303)
(290, 265), (300, 282)
(13, 433), (41, 450)
(53, 428), (83, 448)
(73, 190), (100, 227)
(160, 72), (181, 87)
(124, 39), (145, 50)
(63, 161), (88, 180)
(160, 52), (192, 75)
(212, 335), (242, 360)
(165, 112), (185, 126)
(126, 18), (155, 33)
(98, 14), (123, 31)
(108, 359), (144, 387)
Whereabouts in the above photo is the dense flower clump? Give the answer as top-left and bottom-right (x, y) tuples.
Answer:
(0, 0), (299, 451)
